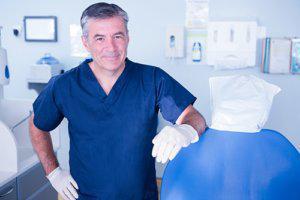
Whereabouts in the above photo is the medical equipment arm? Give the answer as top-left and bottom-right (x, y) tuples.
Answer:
(29, 115), (79, 200)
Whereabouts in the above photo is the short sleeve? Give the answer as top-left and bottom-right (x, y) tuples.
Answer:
(155, 67), (197, 124)
(33, 76), (64, 132)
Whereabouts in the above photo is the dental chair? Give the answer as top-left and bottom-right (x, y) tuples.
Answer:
(160, 128), (300, 200)
(160, 75), (300, 200)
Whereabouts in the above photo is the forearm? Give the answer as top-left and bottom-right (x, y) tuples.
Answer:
(29, 115), (58, 175)
(176, 105), (207, 135)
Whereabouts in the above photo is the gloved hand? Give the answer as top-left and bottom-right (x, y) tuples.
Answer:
(152, 124), (199, 164)
(46, 167), (79, 200)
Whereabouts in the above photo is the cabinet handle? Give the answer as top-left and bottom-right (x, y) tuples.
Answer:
(0, 187), (13, 197)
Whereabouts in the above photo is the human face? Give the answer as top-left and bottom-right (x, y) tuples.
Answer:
(82, 16), (129, 72)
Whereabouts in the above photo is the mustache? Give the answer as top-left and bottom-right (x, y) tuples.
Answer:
(102, 52), (120, 57)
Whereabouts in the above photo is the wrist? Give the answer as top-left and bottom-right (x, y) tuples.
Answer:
(43, 159), (59, 176)
(46, 166), (61, 180)
(177, 124), (197, 134)
(176, 124), (199, 143)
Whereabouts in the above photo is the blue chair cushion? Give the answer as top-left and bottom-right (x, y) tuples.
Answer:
(161, 128), (300, 200)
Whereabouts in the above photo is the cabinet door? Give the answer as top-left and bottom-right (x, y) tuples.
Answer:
(0, 179), (17, 200)
(28, 182), (57, 200)
(18, 162), (57, 200)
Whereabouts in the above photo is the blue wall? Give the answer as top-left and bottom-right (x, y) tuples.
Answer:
(1, 0), (300, 173)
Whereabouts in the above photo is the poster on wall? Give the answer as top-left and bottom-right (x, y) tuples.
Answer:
(185, 0), (210, 29)
(186, 29), (207, 65)
(24, 16), (57, 42)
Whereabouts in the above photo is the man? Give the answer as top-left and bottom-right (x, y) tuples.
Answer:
(29, 2), (206, 200)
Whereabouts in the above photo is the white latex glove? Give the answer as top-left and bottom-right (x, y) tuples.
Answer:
(152, 124), (199, 164)
(46, 167), (79, 200)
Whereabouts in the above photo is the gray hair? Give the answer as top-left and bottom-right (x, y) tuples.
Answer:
(80, 2), (129, 38)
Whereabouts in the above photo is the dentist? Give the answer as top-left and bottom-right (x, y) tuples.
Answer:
(29, 2), (206, 200)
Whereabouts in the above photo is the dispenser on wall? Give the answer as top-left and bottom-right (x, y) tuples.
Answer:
(165, 25), (185, 59)
(0, 26), (10, 85)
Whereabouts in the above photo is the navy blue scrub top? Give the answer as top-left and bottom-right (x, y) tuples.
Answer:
(33, 58), (196, 200)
